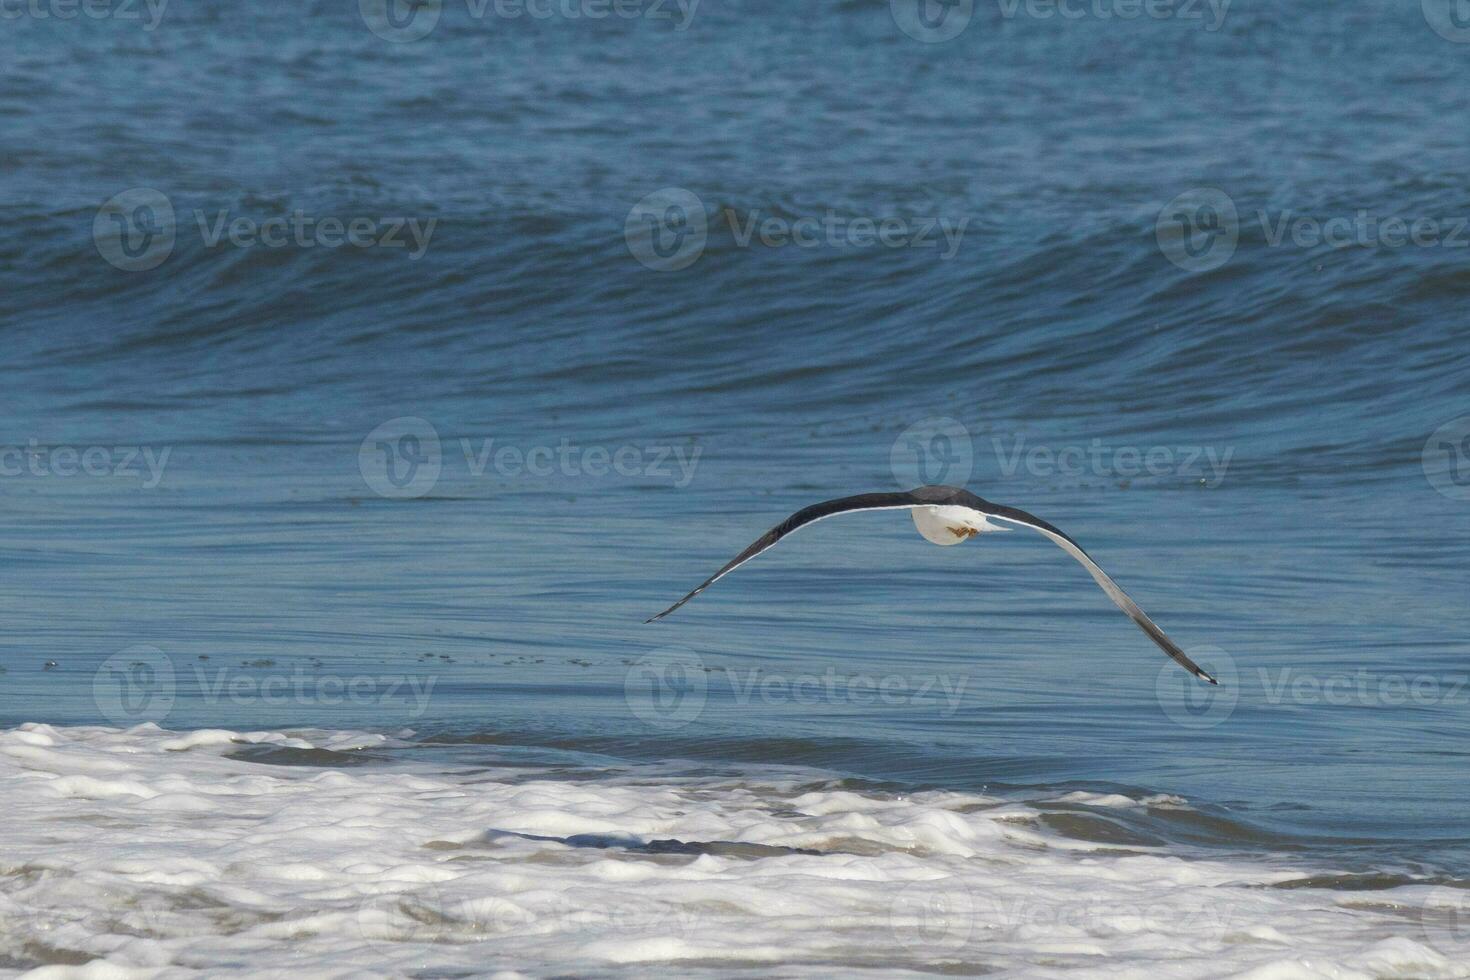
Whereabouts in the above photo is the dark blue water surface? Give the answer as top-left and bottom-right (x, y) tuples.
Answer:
(4, 0), (1470, 874)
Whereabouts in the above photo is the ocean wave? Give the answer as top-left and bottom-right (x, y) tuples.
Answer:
(1, 722), (1466, 977)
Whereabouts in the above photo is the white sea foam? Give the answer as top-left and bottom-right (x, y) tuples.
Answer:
(1, 723), (1466, 978)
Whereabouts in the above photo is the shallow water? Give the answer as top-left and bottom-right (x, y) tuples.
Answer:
(4, 0), (1470, 975)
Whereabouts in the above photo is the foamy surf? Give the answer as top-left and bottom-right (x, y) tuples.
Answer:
(1, 723), (1465, 978)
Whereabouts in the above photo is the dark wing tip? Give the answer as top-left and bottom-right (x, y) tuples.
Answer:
(645, 592), (697, 623)
(1181, 659), (1219, 686)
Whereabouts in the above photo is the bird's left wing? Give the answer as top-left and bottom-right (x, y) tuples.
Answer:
(964, 493), (1219, 685)
(646, 492), (923, 623)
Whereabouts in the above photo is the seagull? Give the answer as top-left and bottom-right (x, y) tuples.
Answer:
(647, 485), (1217, 684)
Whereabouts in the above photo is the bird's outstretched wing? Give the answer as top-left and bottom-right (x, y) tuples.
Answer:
(646, 486), (1217, 685)
(645, 491), (926, 623)
(957, 490), (1218, 685)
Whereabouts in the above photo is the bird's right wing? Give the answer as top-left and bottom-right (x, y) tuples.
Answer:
(646, 491), (924, 623)
(973, 497), (1219, 685)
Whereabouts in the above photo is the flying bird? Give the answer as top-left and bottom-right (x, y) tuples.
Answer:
(647, 485), (1217, 684)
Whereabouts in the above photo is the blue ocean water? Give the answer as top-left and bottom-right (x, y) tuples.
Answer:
(4, 0), (1470, 927)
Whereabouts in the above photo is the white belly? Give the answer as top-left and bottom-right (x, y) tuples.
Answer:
(911, 505), (992, 546)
